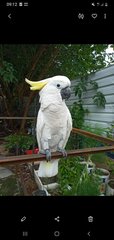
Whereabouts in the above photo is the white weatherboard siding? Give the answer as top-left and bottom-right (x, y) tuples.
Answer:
(67, 65), (114, 128)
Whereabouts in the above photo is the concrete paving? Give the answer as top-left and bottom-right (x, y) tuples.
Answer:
(0, 167), (14, 179)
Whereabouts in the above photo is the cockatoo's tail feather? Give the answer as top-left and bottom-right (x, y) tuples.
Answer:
(38, 160), (59, 178)
(25, 78), (48, 90)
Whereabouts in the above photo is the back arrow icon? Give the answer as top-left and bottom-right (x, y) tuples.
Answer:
(88, 231), (91, 237)
(8, 13), (11, 19)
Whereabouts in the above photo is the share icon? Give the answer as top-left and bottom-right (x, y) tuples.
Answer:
(54, 216), (60, 222)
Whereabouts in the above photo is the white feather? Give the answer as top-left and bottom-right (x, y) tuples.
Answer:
(36, 76), (72, 177)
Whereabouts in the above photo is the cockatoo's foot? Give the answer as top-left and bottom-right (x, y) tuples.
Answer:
(39, 149), (51, 161)
(45, 149), (51, 161)
(57, 147), (67, 158)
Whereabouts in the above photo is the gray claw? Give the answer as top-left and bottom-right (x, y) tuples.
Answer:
(45, 149), (51, 161)
(57, 148), (67, 158)
(39, 149), (51, 161)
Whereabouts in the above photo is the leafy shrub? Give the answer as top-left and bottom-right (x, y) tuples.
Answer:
(76, 174), (101, 196)
(58, 157), (85, 195)
(5, 134), (35, 154)
(93, 91), (106, 108)
(58, 156), (101, 196)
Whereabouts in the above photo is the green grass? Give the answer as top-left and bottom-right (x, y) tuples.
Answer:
(0, 175), (22, 196)
(76, 174), (101, 196)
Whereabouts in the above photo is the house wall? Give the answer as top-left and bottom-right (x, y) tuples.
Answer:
(66, 65), (114, 129)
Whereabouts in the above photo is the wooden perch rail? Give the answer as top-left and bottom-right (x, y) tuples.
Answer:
(0, 117), (36, 120)
(0, 126), (114, 165)
(0, 146), (114, 166)
(72, 128), (114, 145)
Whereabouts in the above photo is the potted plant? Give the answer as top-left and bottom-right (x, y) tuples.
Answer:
(86, 155), (96, 174)
(106, 179), (114, 196)
(94, 168), (110, 183)
(78, 155), (96, 174)
(5, 134), (37, 155)
(25, 148), (39, 155)
(93, 167), (110, 195)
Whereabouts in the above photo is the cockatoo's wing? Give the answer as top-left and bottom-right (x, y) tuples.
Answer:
(36, 109), (60, 178)
(36, 109), (49, 151)
(63, 110), (72, 148)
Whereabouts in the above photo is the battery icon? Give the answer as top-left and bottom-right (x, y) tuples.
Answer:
(24, 2), (28, 6)
(19, 2), (23, 6)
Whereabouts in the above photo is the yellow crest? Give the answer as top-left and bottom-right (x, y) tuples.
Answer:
(25, 78), (48, 90)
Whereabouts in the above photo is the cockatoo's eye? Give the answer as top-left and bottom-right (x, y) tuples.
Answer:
(57, 84), (60, 88)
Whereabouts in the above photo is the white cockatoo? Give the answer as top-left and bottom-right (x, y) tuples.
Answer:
(25, 75), (72, 178)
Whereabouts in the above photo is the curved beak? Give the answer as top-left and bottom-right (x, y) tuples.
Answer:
(61, 86), (71, 100)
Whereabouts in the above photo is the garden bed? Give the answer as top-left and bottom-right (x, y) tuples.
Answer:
(1, 138), (114, 196)
(0, 138), (39, 196)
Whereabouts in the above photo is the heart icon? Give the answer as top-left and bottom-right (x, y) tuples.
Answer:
(91, 13), (98, 19)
